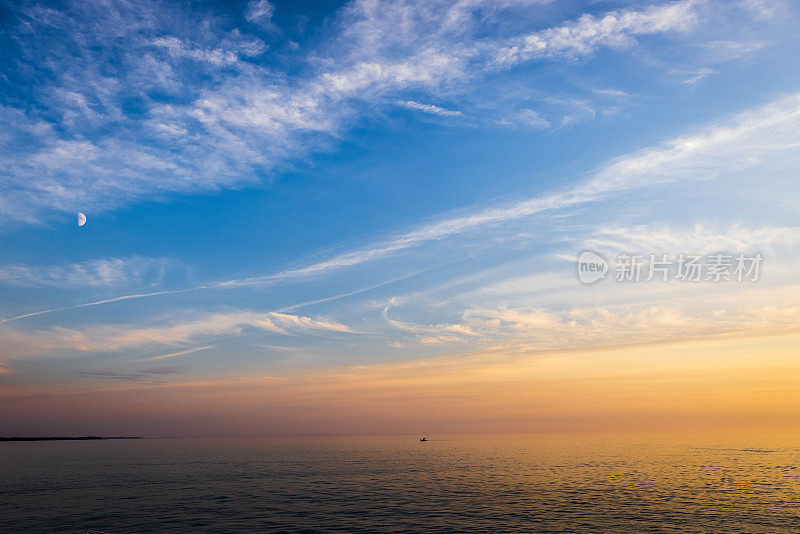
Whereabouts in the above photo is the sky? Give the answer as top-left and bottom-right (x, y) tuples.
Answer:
(1, 0), (800, 437)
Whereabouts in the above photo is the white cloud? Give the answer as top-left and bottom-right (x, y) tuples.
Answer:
(739, 0), (787, 19)
(678, 67), (717, 85)
(385, 297), (800, 350)
(397, 100), (463, 116)
(699, 40), (765, 62)
(382, 305), (479, 338)
(584, 224), (800, 255)
(245, 0), (274, 25)
(0, 0), (710, 223)
(7, 89), (800, 326)
(464, 301), (800, 347)
(578, 92), (800, 196)
(0, 257), (174, 288)
(248, 92), (800, 281)
(492, 0), (700, 66)
(497, 108), (550, 128)
(1, 311), (355, 356)
(152, 37), (256, 65)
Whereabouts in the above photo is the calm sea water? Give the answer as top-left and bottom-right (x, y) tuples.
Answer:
(2, 433), (799, 533)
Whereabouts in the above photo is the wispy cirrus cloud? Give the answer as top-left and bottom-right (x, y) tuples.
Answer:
(0, 257), (174, 288)
(397, 100), (463, 116)
(491, 0), (700, 66)
(496, 108), (551, 128)
(77, 366), (187, 382)
(0, 311), (355, 357)
(678, 67), (717, 85)
(239, 91), (800, 282)
(583, 224), (800, 255)
(245, 0), (274, 26)
(151, 36), (265, 66)
(384, 297), (800, 352)
(0, 0), (706, 223)
(6, 89), (800, 325)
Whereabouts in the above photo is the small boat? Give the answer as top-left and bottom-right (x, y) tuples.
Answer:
(419, 437), (428, 442)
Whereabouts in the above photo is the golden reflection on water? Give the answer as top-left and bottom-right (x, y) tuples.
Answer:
(2, 431), (800, 532)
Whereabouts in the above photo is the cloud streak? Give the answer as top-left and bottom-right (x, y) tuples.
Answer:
(584, 224), (800, 255)
(246, 92), (800, 281)
(1, 311), (355, 357)
(384, 298), (800, 353)
(0, 257), (174, 288)
(397, 100), (463, 116)
(140, 346), (214, 362)
(492, 0), (700, 66)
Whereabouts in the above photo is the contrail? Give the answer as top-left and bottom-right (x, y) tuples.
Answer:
(138, 345), (214, 362)
(279, 270), (427, 312)
(1, 287), (208, 324)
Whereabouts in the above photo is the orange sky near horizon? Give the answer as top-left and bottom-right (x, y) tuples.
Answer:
(2, 330), (799, 438)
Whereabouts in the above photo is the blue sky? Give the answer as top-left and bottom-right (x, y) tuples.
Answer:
(2, 0), (800, 398)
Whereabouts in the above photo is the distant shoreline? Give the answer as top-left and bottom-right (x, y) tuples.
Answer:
(0, 436), (143, 442)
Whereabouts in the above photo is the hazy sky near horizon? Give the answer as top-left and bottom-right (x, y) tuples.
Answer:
(1, 0), (800, 435)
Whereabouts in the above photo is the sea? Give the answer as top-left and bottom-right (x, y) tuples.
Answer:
(1, 433), (799, 533)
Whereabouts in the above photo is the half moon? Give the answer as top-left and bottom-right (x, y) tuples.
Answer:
(77, 212), (86, 227)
